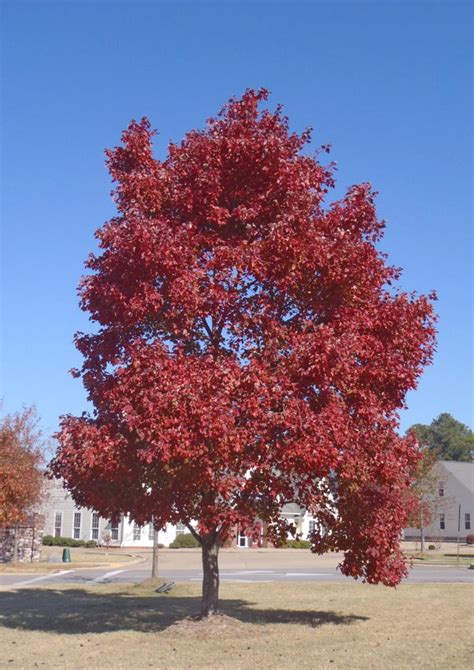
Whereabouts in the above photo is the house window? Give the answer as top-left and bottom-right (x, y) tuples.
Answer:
(438, 481), (445, 497)
(54, 511), (62, 537)
(148, 523), (154, 541)
(238, 532), (248, 548)
(176, 522), (186, 536)
(133, 524), (141, 541)
(91, 513), (100, 540)
(465, 513), (471, 530)
(308, 519), (316, 536)
(73, 512), (81, 539)
(439, 513), (445, 530)
(110, 520), (119, 541)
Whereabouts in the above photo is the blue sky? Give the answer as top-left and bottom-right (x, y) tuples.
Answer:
(2, 0), (472, 441)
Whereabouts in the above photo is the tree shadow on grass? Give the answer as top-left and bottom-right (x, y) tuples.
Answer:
(0, 587), (368, 635)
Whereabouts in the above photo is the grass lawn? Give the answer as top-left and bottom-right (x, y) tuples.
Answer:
(409, 552), (474, 566)
(402, 541), (474, 566)
(0, 581), (472, 669)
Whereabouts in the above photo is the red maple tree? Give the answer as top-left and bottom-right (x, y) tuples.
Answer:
(51, 90), (436, 616)
(0, 407), (44, 526)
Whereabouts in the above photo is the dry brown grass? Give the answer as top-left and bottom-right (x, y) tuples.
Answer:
(409, 553), (474, 566)
(0, 581), (472, 669)
(402, 541), (474, 566)
(0, 548), (141, 573)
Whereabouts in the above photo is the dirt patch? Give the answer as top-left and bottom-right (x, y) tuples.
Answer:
(134, 577), (166, 589)
(161, 613), (263, 640)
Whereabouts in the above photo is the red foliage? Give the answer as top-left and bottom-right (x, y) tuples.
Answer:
(0, 407), (44, 524)
(51, 90), (436, 586)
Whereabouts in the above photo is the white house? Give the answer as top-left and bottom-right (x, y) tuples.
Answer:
(235, 503), (319, 548)
(42, 478), (319, 548)
(404, 460), (474, 542)
(43, 460), (473, 547)
(120, 517), (188, 548)
(41, 478), (181, 547)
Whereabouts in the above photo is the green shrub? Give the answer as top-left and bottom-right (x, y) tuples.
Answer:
(61, 537), (84, 547)
(85, 540), (98, 548)
(428, 544), (436, 550)
(169, 532), (199, 548)
(42, 535), (87, 547)
(284, 539), (311, 549)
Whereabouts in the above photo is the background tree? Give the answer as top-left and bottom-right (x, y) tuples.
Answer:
(0, 407), (44, 528)
(100, 529), (112, 551)
(51, 90), (436, 617)
(408, 413), (473, 462)
(404, 446), (439, 552)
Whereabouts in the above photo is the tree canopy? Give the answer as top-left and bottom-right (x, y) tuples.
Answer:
(51, 89), (436, 615)
(0, 407), (44, 525)
(408, 413), (474, 462)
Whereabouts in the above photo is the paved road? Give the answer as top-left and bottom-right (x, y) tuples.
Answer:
(1, 562), (473, 589)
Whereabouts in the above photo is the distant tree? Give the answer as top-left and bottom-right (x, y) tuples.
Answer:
(0, 407), (44, 525)
(51, 89), (436, 617)
(408, 413), (474, 462)
(405, 447), (439, 552)
(100, 529), (112, 551)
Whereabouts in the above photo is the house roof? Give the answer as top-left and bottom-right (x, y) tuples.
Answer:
(281, 502), (304, 515)
(438, 460), (474, 492)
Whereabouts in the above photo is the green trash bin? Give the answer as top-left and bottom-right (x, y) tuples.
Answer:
(62, 547), (71, 563)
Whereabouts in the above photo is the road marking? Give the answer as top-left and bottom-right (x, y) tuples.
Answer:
(92, 569), (126, 583)
(284, 572), (332, 577)
(220, 570), (276, 575)
(190, 577), (274, 583)
(191, 570), (332, 580)
(221, 578), (274, 583)
(8, 570), (75, 588)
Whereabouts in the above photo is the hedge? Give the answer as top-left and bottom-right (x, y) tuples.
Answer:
(42, 535), (97, 548)
(284, 539), (312, 549)
(169, 532), (199, 548)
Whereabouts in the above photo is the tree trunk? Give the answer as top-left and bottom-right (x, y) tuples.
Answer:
(13, 524), (19, 563)
(420, 508), (424, 553)
(201, 539), (220, 617)
(151, 527), (159, 579)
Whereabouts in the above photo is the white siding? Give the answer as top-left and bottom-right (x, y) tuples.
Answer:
(405, 461), (474, 541)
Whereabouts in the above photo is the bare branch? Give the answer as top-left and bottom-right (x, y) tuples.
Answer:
(201, 317), (213, 341)
(185, 521), (202, 545)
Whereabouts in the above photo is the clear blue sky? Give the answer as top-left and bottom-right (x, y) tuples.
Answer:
(2, 1), (472, 441)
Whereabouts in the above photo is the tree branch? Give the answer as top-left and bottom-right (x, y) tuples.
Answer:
(185, 521), (202, 545)
(201, 318), (213, 341)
